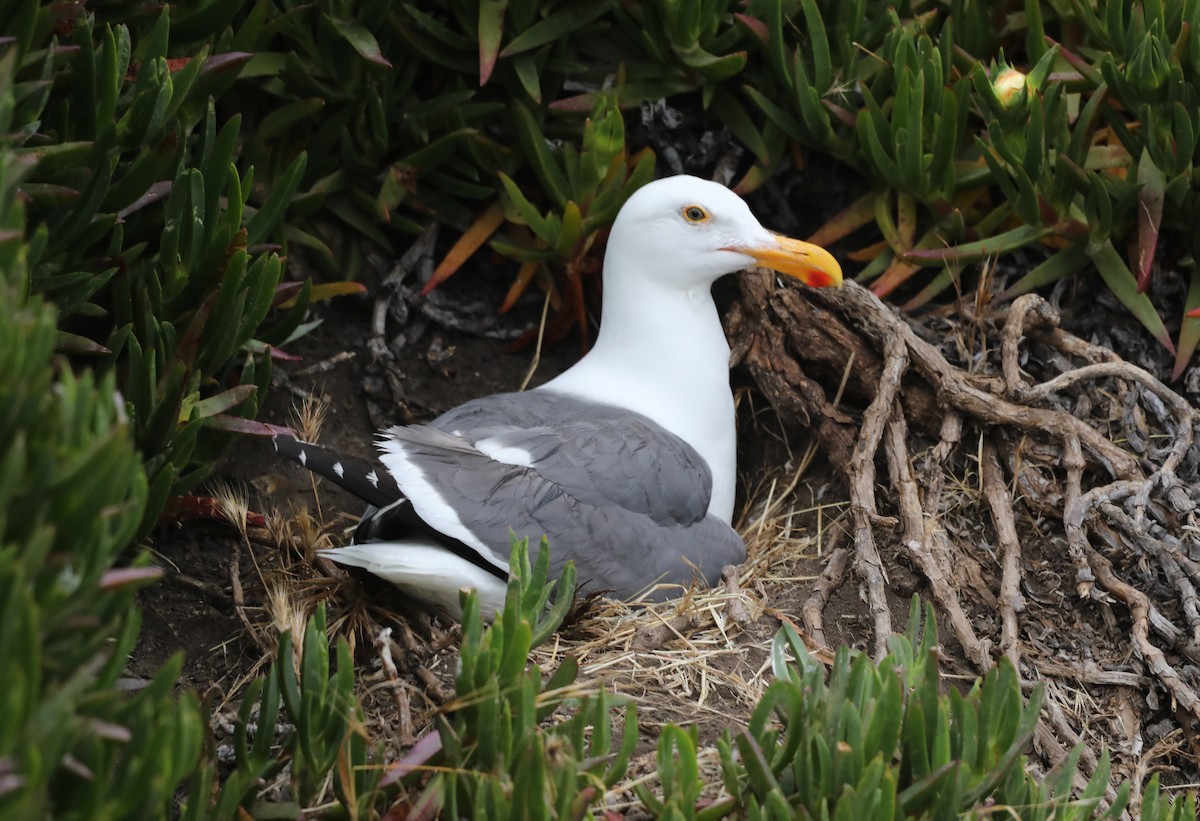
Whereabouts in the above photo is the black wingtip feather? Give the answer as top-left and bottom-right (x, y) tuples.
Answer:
(273, 432), (507, 582)
(272, 434), (401, 507)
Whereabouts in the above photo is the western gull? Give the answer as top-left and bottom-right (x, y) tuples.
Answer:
(275, 175), (842, 617)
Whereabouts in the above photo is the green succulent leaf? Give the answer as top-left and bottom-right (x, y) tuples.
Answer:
(325, 15), (393, 68)
(1090, 239), (1174, 353)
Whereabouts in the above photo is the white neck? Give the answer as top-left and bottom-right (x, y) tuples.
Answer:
(540, 253), (737, 522)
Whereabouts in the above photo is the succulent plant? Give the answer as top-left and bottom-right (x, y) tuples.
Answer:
(733, 0), (1200, 373)
(638, 599), (1196, 819)
(0, 133), (202, 819)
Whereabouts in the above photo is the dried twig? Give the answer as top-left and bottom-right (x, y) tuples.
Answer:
(376, 627), (416, 747)
(1086, 546), (1200, 720)
(807, 284), (1143, 478)
(1035, 660), (1146, 688)
(982, 444), (1025, 671)
(801, 529), (850, 647)
(847, 333), (906, 658)
(917, 411), (962, 514)
(887, 406), (990, 669)
(416, 666), (451, 704)
(230, 538), (268, 654)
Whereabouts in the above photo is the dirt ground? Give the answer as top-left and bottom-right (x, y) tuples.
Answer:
(132, 168), (1200, 814)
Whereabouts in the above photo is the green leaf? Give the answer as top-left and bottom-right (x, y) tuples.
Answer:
(997, 245), (1090, 301)
(510, 100), (569, 208)
(325, 14), (392, 67)
(55, 330), (110, 355)
(500, 2), (613, 59)
(1090, 240), (1174, 353)
(511, 53), (541, 101)
(904, 224), (1047, 266)
(172, 0), (244, 43)
(498, 171), (552, 239)
(711, 86), (771, 165)
(799, 0), (832, 91)
(139, 361), (190, 456)
(246, 153), (307, 246)
(743, 84), (810, 146)
(477, 0), (507, 85)
(183, 384), (257, 421)
(674, 43), (747, 81)
(249, 98), (325, 147)
(857, 106), (902, 188)
(1172, 266), (1200, 380)
(1134, 148), (1166, 292)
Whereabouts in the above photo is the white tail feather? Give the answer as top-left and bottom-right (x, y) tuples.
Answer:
(319, 542), (508, 619)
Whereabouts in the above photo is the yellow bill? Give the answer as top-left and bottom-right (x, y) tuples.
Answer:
(740, 234), (843, 288)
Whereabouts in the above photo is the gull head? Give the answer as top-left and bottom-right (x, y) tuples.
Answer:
(606, 175), (843, 291)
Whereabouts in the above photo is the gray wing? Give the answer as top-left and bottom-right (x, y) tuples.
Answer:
(430, 390), (714, 526)
(374, 421), (745, 599)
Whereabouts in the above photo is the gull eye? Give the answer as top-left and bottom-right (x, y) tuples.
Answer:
(682, 205), (709, 223)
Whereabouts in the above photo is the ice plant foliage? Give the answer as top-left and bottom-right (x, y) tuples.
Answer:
(3, 4), (312, 535)
(0, 129), (203, 818)
(736, 0), (1200, 375)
